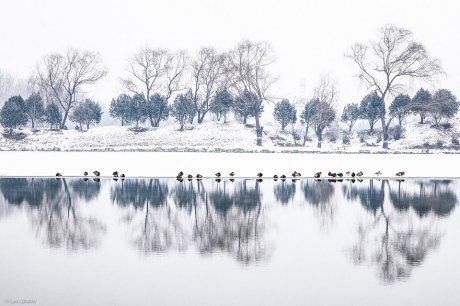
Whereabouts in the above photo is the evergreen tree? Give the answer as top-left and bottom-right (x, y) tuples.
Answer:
(341, 103), (360, 132)
(127, 94), (148, 128)
(273, 99), (297, 130)
(44, 103), (62, 129)
(359, 91), (383, 132)
(70, 99), (102, 130)
(22, 93), (45, 129)
(389, 94), (411, 126)
(109, 94), (132, 126)
(170, 90), (195, 131)
(0, 96), (28, 134)
(210, 89), (233, 122)
(300, 98), (335, 148)
(146, 93), (169, 127)
(431, 89), (459, 127)
(300, 100), (316, 145)
(411, 88), (432, 124)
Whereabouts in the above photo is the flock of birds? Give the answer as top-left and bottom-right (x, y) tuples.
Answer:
(55, 170), (406, 182)
(175, 170), (406, 182)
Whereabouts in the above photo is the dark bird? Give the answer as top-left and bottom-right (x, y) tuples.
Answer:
(356, 171), (363, 177)
(375, 171), (382, 176)
(177, 171), (184, 177)
(93, 171), (100, 177)
(257, 173), (263, 178)
(120, 174), (125, 178)
(229, 172), (235, 177)
(215, 172), (221, 177)
(280, 174), (286, 180)
(56, 173), (62, 177)
(196, 174), (203, 179)
(337, 173), (343, 177)
(314, 172), (322, 178)
(273, 175), (279, 180)
(292, 171), (299, 177)
(84, 171), (88, 176)
(345, 171), (351, 176)
(187, 174), (193, 180)
(396, 171), (405, 177)
(113, 171), (119, 177)
(328, 172), (337, 177)
(351, 172), (356, 177)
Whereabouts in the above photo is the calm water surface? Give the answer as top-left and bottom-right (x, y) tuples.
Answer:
(1, 177), (460, 306)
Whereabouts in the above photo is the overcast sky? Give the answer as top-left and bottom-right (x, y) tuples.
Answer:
(0, 0), (459, 115)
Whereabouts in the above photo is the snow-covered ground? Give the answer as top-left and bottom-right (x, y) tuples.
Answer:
(0, 151), (459, 178)
(1, 119), (460, 153)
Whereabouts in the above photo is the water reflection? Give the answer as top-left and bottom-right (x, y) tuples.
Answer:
(0, 178), (457, 280)
(0, 178), (105, 250)
(343, 179), (456, 283)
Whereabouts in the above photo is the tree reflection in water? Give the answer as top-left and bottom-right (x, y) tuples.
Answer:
(111, 179), (268, 264)
(0, 178), (105, 251)
(344, 179), (457, 283)
(302, 179), (336, 229)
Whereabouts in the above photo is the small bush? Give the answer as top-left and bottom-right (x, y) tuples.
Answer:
(436, 140), (444, 148)
(359, 134), (365, 143)
(451, 136), (460, 146)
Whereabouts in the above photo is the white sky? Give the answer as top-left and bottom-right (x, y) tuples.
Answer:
(0, 0), (459, 114)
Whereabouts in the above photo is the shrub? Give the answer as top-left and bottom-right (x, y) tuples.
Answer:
(392, 125), (403, 140)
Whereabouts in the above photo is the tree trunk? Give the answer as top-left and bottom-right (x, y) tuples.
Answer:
(317, 132), (322, 148)
(381, 116), (389, 149)
(243, 116), (247, 124)
(86, 122), (90, 130)
(369, 120), (374, 132)
(149, 115), (155, 127)
(303, 126), (309, 146)
(31, 118), (35, 129)
(61, 109), (69, 129)
(255, 115), (263, 146)
(420, 113), (424, 124)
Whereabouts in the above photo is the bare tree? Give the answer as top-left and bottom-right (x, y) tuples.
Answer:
(122, 47), (188, 127)
(347, 24), (442, 149)
(190, 47), (227, 123)
(228, 40), (277, 146)
(36, 49), (106, 129)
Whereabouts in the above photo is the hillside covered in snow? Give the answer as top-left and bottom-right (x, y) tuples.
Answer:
(1, 115), (460, 153)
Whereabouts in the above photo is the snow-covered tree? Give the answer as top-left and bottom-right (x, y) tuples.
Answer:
(21, 93), (45, 129)
(109, 94), (132, 126)
(127, 94), (148, 129)
(341, 103), (360, 132)
(44, 103), (62, 129)
(389, 94), (411, 126)
(70, 99), (102, 130)
(273, 99), (296, 130)
(348, 25), (442, 149)
(411, 88), (433, 124)
(232, 90), (263, 124)
(36, 49), (107, 129)
(300, 100), (316, 145)
(170, 90), (195, 131)
(0, 96), (28, 134)
(146, 93), (169, 127)
(359, 91), (383, 132)
(431, 89), (459, 127)
(210, 89), (233, 122)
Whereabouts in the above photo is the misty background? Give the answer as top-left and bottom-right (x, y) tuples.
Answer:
(0, 0), (458, 125)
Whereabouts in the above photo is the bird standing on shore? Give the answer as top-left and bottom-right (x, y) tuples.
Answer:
(280, 175), (286, 180)
(56, 173), (62, 177)
(196, 174), (203, 180)
(113, 171), (118, 177)
(93, 171), (100, 177)
(314, 172), (322, 178)
(273, 175), (279, 180)
(396, 171), (405, 176)
(84, 171), (88, 176)
(375, 171), (382, 176)
(187, 174), (193, 180)
(356, 171), (363, 177)
(215, 172), (221, 177)
(229, 172), (235, 177)
(337, 173), (343, 177)
(257, 173), (263, 178)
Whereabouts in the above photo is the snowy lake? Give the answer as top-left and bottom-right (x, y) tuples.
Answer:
(1, 177), (460, 306)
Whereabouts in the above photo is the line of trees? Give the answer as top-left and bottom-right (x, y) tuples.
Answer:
(0, 24), (456, 149)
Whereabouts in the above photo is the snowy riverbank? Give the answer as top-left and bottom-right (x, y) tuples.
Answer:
(0, 151), (459, 178)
